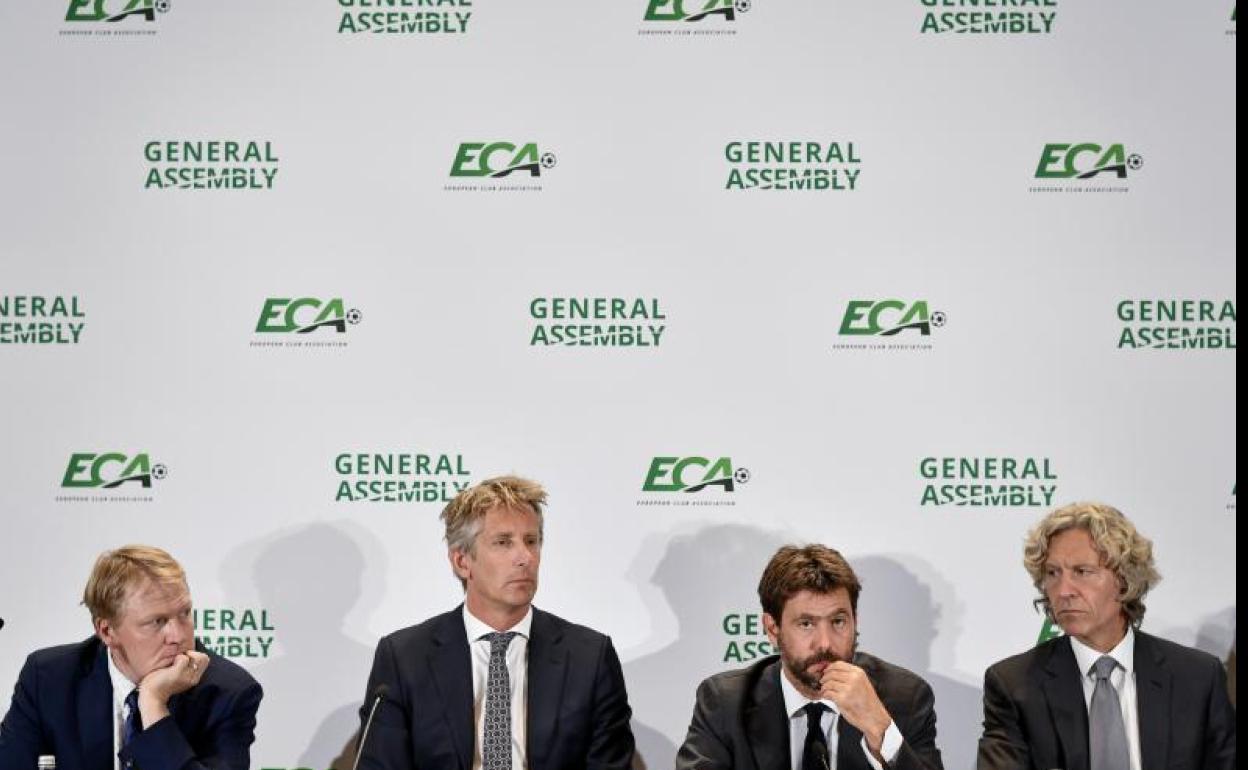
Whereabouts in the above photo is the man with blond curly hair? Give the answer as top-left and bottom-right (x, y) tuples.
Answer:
(355, 475), (634, 770)
(977, 502), (1235, 770)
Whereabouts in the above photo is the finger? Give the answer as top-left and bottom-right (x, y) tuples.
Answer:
(822, 670), (858, 687)
(826, 661), (861, 676)
(186, 650), (209, 672)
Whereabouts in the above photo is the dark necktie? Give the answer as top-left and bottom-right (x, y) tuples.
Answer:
(121, 689), (142, 767)
(482, 631), (518, 770)
(1089, 655), (1131, 770)
(802, 702), (830, 770)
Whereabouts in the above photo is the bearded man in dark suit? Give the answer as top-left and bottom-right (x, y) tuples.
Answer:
(676, 544), (944, 770)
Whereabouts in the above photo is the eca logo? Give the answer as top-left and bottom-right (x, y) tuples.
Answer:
(644, 0), (750, 22)
(450, 143), (556, 178)
(839, 300), (945, 336)
(65, 0), (169, 22)
(254, 298), (361, 334)
(62, 453), (166, 489)
(1035, 144), (1142, 179)
(642, 456), (751, 493)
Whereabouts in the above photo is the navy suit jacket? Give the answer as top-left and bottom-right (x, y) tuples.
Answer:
(977, 631), (1237, 770)
(675, 653), (944, 770)
(0, 637), (262, 770)
(356, 605), (634, 770)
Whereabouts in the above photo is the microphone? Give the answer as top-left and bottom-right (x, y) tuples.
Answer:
(352, 683), (389, 770)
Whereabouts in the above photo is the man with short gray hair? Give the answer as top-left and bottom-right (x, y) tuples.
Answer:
(356, 475), (635, 769)
(977, 502), (1236, 770)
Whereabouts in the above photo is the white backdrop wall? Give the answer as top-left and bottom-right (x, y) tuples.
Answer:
(0, 2), (1236, 769)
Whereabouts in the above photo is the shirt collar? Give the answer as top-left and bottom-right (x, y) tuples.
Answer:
(105, 645), (137, 701)
(1069, 625), (1136, 678)
(462, 604), (533, 643)
(777, 661), (839, 719)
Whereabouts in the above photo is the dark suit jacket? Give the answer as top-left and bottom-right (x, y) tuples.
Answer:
(977, 631), (1237, 770)
(0, 636), (262, 770)
(675, 653), (944, 770)
(356, 605), (634, 770)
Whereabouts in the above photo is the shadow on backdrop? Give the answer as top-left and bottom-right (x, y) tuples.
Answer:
(1164, 605), (1237, 708)
(222, 522), (384, 769)
(1192, 605), (1237, 663)
(623, 524), (788, 770)
(852, 556), (982, 770)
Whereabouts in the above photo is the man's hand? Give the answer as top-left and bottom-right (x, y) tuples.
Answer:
(820, 661), (893, 759)
(137, 651), (209, 726)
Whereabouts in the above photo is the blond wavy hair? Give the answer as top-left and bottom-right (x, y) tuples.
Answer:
(1023, 501), (1161, 627)
(441, 475), (546, 556)
(82, 545), (188, 622)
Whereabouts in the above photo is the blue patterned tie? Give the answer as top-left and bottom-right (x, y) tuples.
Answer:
(482, 632), (518, 770)
(121, 689), (142, 766)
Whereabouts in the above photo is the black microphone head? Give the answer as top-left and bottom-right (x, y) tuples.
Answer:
(370, 683), (389, 701)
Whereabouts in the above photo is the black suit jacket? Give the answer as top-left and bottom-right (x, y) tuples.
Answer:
(0, 637), (262, 770)
(356, 605), (634, 770)
(675, 653), (944, 770)
(977, 631), (1237, 770)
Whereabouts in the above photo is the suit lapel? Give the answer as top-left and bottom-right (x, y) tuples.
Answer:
(429, 611), (475, 770)
(77, 641), (115, 770)
(1042, 637), (1090, 770)
(526, 608), (568, 769)
(1134, 632), (1171, 769)
(744, 660), (790, 770)
(836, 711), (867, 770)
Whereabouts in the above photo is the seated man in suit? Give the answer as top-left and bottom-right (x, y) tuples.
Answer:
(355, 475), (635, 769)
(0, 545), (263, 769)
(977, 501), (1236, 770)
(676, 544), (944, 770)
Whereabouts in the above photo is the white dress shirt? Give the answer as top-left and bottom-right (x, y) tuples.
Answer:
(1069, 628), (1142, 770)
(464, 605), (532, 770)
(106, 650), (138, 770)
(778, 666), (903, 770)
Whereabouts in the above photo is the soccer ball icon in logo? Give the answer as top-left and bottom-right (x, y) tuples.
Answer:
(1127, 154), (1144, 171)
(540, 153), (557, 170)
(733, 467), (751, 485)
(155, 0), (171, 13)
(931, 311), (947, 328)
(151, 464), (168, 481)
(346, 309), (363, 325)
(735, 0), (751, 13)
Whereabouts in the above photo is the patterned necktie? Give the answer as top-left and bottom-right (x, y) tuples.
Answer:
(1089, 655), (1130, 770)
(802, 702), (830, 770)
(121, 688), (142, 767)
(482, 631), (518, 770)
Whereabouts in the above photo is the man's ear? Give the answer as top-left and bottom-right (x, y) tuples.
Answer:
(449, 547), (472, 582)
(95, 616), (115, 648)
(763, 612), (780, 646)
